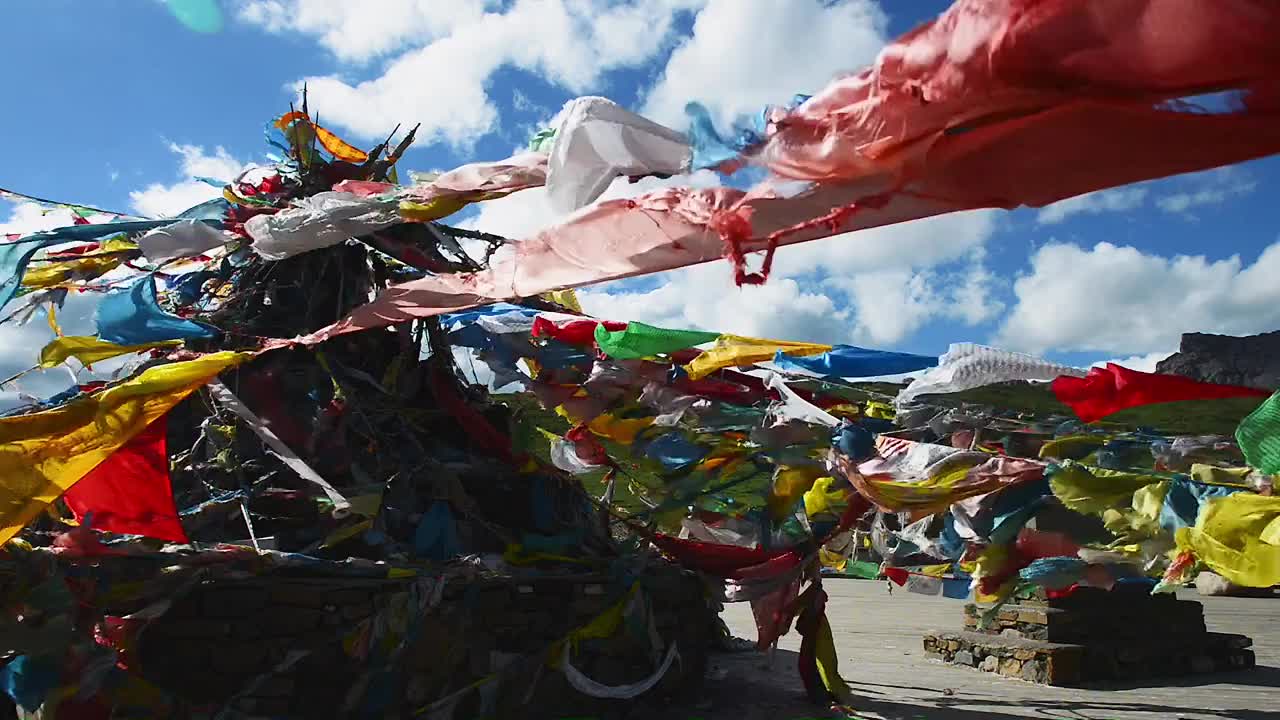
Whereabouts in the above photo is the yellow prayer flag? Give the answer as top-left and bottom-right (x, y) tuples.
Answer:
(21, 237), (136, 289)
(802, 475), (845, 518)
(587, 412), (652, 445)
(46, 303), (61, 337)
(1189, 464), (1255, 488)
(275, 111), (369, 164)
(1177, 492), (1280, 588)
(39, 336), (182, 370)
(864, 401), (895, 420)
(399, 197), (470, 223)
(541, 289), (583, 313)
(768, 465), (823, 521)
(0, 351), (250, 545)
(1048, 462), (1160, 516)
(684, 334), (830, 380)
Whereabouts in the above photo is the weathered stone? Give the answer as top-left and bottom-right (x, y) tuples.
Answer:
(1020, 660), (1042, 683)
(268, 583), (335, 608)
(1045, 647), (1084, 686)
(1016, 608), (1047, 625)
(251, 676), (295, 698)
(946, 640), (961, 651)
(211, 642), (267, 674)
(154, 618), (231, 640)
(1117, 647), (1142, 663)
(954, 650), (975, 667)
(204, 587), (268, 617)
(1013, 649), (1035, 661)
(1000, 629), (1023, 639)
(340, 601), (375, 621)
(980, 656), (999, 672)
(258, 607), (325, 636)
(327, 588), (375, 606)
(998, 658), (1022, 677)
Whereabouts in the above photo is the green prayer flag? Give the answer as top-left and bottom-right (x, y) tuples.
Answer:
(594, 321), (719, 360)
(845, 559), (881, 580)
(1237, 390), (1280, 474)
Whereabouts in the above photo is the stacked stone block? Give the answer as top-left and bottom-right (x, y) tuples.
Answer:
(923, 586), (1255, 685)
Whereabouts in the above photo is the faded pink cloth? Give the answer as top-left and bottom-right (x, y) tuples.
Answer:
(299, 0), (1280, 344)
(407, 152), (548, 198)
(761, 0), (1280, 191)
(299, 186), (959, 343)
(335, 152), (549, 202)
(331, 180), (397, 197)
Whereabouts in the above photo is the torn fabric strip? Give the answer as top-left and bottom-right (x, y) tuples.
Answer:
(207, 381), (351, 512)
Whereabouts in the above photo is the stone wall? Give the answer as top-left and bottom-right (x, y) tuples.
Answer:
(134, 564), (716, 717)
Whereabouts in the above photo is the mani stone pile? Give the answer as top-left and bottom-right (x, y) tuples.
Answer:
(923, 586), (1255, 685)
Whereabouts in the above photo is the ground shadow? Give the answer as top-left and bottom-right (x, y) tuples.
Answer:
(1074, 664), (1280, 691)
(649, 650), (1280, 720)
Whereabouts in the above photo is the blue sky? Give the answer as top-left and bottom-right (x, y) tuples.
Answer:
(2, 0), (1279, 400)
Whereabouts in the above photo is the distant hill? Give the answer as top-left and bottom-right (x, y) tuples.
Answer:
(922, 380), (1259, 437)
(1157, 331), (1280, 391)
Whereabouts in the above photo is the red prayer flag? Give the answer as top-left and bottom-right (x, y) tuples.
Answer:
(1051, 363), (1268, 423)
(884, 567), (910, 586)
(650, 533), (797, 579)
(63, 415), (189, 543)
(530, 316), (625, 347)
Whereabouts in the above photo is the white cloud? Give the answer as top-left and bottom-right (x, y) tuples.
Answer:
(1094, 351), (1174, 374)
(641, 0), (887, 129)
(235, 0), (489, 63)
(1036, 187), (1148, 225)
(169, 143), (245, 181)
(581, 263), (852, 343)
(1156, 167), (1257, 215)
(243, 0), (889, 144)
(1035, 168), (1257, 225)
(0, 202), (77, 236)
(129, 143), (251, 218)
(824, 259), (1003, 346)
(579, 247), (1002, 348)
(293, 0), (704, 145)
(995, 240), (1280, 356)
(769, 209), (999, 279)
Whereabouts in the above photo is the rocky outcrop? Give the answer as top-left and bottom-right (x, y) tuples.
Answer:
(1155, 332), (1280, 390)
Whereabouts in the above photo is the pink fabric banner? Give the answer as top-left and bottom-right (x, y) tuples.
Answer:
(296, 0), (1280, 346)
